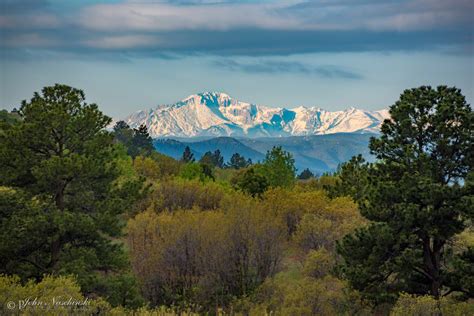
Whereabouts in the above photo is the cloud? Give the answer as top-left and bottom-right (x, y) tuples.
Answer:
(76, 0), (473, 32)
(82, 35), (161, 49)
(78, 2), (301, 32)
(2, 33), (58, 47)
(0, 13), (60, 28)
(212, 59), (362, 79)
(0, 0), (472, 56)
(1, 0), (50, 13)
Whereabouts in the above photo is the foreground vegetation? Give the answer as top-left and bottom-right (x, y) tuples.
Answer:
(0, 84), (472, 315)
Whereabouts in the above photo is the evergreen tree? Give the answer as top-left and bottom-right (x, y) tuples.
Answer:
(132, 124), (154, 157)
(297, 168), (315, 180)
(0, 84), (143, 297)
(199, 149), (224, 168)
(336, 86), (474, 304)
(228, 153), (250, 169)
(113, 120), (133, 146)
(199, 151), (214, 165)
(181, 146), (195, 163)
(213, 149), (224, 168)
(327, 155), (369, 201)
(262, 146), (296, 187)
(113, 122), (154, 158)
(200, 162), (215, 181)
(231, 167), (269, 197)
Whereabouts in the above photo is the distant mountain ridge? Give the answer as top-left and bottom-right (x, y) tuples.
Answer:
(154, 133), (376, 174)
(123, 92), (390, 138)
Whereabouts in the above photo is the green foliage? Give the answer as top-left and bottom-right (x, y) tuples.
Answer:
(327, 154), (369, 200)
(231, 166), (269, 197)
(250, 270), (367, 315)
(261, 188), (364, 238)
(227, 152), (251, 169)
(302, 248), (334, 278)
(148, 177), (230, 212)
(101, 273), (145, 309)
(0, 84), (144, 305)
(112, 121), (154, 158)
(261, 146), (296, 188)
(337, 86), (474, 304)
(199, 149), (224, 168)
(297, 168), (315, 180)
(150, 152), (182, 178)
(133, 156), (161, 180)
(127, 205), (285, 311)
(179, 162), (215, 182)
(0, 109), (21, 133)
(181, 145), (195, 163)
(0, 274), (111, 315)
(391, 293), (474, 316)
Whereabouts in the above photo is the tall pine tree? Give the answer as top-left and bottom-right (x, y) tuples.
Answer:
(0, 84), (143, 295)
(336, 86), (474, 304)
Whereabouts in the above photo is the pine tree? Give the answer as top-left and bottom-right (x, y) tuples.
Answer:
(336, 86), (474, 304)
(113, 122), (153, 157)
(181, 146), (195, 163)
(132, 124), (154, 157)
(228, 153), (250, 169)
(297, 168), (314, 180)
(0, 84), (143, 295)
(231, 167), (269, 197)
(262, 146), (296, 187)
(199, 150), (224, 168)
(213, 149), (224, 168)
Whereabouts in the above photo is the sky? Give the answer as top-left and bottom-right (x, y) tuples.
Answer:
(0, 0), (473, 118)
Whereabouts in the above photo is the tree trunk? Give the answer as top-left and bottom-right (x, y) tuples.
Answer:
(422, 236), (442, 299)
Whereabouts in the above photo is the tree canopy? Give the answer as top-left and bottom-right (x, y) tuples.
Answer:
(336, 86), (474, 304)
(113, 121), (154, 157)
(0, 84), (143, 302)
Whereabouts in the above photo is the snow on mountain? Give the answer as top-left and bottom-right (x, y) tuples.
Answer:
(122, 92), (390, 138)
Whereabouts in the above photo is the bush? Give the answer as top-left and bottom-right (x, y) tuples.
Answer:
(252, 275), (364, 316)
(0, 274), (110, 315)
(302, 248), (334, 278)
(149, 178), (230, 211)
(391, 293), (474, 316)
(127, 204), (285, 311)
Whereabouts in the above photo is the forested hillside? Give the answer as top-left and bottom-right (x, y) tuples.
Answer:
(0, 85), (472, 315)
(154, 133), (374, 174)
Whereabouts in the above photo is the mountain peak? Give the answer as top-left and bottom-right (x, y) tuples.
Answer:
(183, 91), (231, 101)
(123, 93), (390, 138)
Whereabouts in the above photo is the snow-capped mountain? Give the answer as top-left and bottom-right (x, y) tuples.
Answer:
(122, 92), (390, 138)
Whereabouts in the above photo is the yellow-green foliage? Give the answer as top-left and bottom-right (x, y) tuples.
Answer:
(302, 248), (334, 278)
(134, 156), (162, 181)
(133, 153), (183, 182)
(214, 168), (239, 183)
(0, 274), (110, 315)
(112, 146), (139, 186)
(453, 226), (474, 253)
(107, 306), (201, 316)
(252, 273), (365, 316)
(261, 188), (365, 239)
(150, 152), (182, 178)
(127, 203), (286, 309)
(149, 178), (232, 211)
(0, 274), (205, 316)
(295, 174), (339, 192)
(293, 196), (366, 251)
(391, 293), (474, 316)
